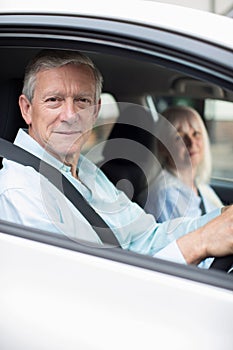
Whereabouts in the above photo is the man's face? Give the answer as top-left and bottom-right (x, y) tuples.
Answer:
(20, 64), (100, 162)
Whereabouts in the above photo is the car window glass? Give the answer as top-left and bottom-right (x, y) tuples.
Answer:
(204, 99), (233, 180)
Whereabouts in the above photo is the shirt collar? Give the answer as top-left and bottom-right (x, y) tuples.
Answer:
(14, 128), (97, 180)
(14, 128), (69, 171)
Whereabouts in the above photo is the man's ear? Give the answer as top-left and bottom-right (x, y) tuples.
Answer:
(18, 94), (32, 125)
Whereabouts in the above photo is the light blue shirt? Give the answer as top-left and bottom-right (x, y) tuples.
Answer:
(0, 129), (221, 267)
(144, 169), (222, 222)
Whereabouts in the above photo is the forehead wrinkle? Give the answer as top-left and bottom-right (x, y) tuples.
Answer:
(37, 65), (95, 100)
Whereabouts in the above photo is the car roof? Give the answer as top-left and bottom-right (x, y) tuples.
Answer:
(1, 0), (233, 50)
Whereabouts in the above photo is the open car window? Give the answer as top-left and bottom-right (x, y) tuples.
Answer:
(0, 9), (232, 285)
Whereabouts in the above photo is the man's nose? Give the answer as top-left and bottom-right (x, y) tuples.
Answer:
(60, 100), (78, 122)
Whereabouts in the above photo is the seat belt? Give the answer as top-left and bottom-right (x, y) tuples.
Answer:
(0, 137), (120, 247)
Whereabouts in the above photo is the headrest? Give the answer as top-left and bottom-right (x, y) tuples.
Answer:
(0, 79), (26, 141)
(102, 104), (157, 162)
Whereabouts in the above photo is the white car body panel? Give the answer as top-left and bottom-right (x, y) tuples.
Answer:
(1, 232), (233, 350)
(1, 0), (233, 49)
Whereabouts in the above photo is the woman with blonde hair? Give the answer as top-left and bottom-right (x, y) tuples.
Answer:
(144, 105), (222, 222)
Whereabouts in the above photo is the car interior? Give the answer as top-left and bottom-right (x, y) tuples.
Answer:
(0, 46), (233, 208)
(0, 43), (233, 276)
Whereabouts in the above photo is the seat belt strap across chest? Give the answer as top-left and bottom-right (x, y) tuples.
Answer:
(0, 138), (120, 247)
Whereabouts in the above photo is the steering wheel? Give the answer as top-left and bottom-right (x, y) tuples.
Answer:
(210, 255), (233, 273)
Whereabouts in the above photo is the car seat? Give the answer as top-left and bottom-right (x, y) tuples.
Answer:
(98, 104), (159, 207)
(0, 79), (26, 167)
(0, 79), (25, 141)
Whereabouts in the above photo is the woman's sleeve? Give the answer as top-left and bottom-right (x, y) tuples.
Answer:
(145, 185), (185, 222)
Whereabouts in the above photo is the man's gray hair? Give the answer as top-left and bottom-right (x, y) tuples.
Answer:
(22, 49), (103, 103)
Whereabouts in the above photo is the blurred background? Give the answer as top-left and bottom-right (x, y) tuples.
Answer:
(148, 0), (233, 17)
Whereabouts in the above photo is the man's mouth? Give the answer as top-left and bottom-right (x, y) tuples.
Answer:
(53, 131), (82, 135)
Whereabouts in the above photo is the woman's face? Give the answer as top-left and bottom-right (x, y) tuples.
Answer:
(166, 114), (204, 173)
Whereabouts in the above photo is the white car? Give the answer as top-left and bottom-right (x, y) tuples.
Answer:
(0, 1), (233, 349)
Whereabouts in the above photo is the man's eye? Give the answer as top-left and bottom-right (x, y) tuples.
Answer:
(76, 98), (92, 107)
(45, 97), (59, 102)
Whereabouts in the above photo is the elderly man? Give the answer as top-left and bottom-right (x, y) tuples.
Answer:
(0, 49), (233, 268)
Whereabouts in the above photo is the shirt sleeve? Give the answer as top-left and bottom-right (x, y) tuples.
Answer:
(154, 238), (215, 268)
(145, 185), (193, 222)
(154, 240), (187, 264)
(157, 187), (182, 222)
(127, 207), (221, 265)
(0, 183), (103, 244)
(144, 185), (171, 221)
(0, 187), (63, 233)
